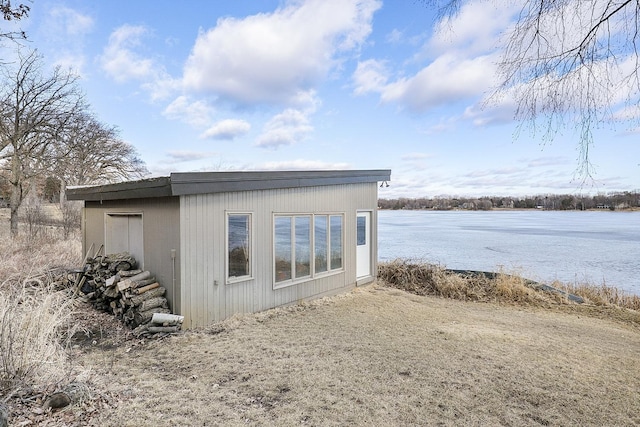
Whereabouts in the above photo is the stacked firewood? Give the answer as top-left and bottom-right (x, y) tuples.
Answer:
(76, 251), (181, 337)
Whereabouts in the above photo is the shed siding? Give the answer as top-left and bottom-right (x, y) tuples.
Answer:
(180, 183), (378, 328)
(83, 197), (181, 312)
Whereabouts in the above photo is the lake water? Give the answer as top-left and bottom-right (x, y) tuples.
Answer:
(378, 210), (640, 295)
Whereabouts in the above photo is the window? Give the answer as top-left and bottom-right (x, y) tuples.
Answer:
(314, 216), (328, 274)
(227, 213), (252, 281)
(275, 214), (343, 286)
(357, 215), (367, 246)
(295, 216), (311, 278)
(330, 215), (343, 270)
(274, 216), (292, 282)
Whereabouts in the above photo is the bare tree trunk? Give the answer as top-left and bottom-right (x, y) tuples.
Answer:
(59, 177), (67, 209)
(9, 155), (23, 237)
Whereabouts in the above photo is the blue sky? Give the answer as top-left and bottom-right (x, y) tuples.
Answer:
(5, 0), (639, 198)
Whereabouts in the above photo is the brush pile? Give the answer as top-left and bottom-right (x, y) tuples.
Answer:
(75, 251), (182, 337)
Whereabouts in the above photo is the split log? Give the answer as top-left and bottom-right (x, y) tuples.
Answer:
(132, 278), (156, 289)
(139, 297), (168, 312)
(134, 282), (160, 295)
(102, 287), (119, 299)
(128, 287), (166, 306)
(147, 326), (180, 333)
(134, 307), (170, 326)
(119, 269), (143, 277)
(105, 274), (120, 287)
(117, 271), (151, 292)
(151, 313), (184, 326)
(132, 323), (149, 337)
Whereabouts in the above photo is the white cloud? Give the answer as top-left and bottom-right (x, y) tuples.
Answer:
(256, 108), (314, 149)
(182, 0), (381, 106)
(259, 159), (351, 170)
(39, 6), (94, 74)
(380, 53), (498, 112)
(100, 25), (155, 83)
(99, 24), (179, 99)
(428, 0), (519, 57)
(352, 59), (389, 95)
(162, 96), (214, 128)
(401, 152), (432, 161)
(164, 150), (219, 162)
(201, 119), (251, 140)
(386, 29), (403, 44)
(352, 0), (519, 122)
(49, 6), (94, 36)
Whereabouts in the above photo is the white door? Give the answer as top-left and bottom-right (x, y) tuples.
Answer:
(356, 211), (371, 279)
(105, 213), (144, 269)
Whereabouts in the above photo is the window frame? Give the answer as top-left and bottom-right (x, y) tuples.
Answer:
(273, 213), (344, 289)
(226, 211), (253, 284)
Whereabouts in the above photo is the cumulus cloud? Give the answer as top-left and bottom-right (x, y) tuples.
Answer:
(352, 0), (519, 121)
(162, 96), (214, 128)
(201, 119), (251, 140)
(256, 109), (314, 149)
(182, 0), (381, 106)
(381, 53), (498, 112)
(100, 25), (155, 82)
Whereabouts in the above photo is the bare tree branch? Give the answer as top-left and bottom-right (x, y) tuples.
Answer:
(0, 49), (85, 236)
(424, 0), (640, 175)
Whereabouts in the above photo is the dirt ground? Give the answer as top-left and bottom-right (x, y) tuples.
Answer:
(62, 283), (640, 427)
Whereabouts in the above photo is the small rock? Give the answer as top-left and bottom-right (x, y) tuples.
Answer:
(43, 392), (72, 410)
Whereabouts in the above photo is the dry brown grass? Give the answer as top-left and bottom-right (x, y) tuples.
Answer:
(2, 216), (640, 426)
(555, 281), (640, 311)
(379, 259), (640, 314)
(0, 216), (85, 419)
(79, 285), (640, 426)
(377, 259), (554, 305)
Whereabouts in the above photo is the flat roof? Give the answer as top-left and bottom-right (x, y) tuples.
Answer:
(67, 170), (392, 201)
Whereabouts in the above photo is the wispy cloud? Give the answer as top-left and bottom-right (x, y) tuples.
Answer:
(259, 159), (351, 170)
(256, 108), (314, 149)
(162, 96), (214, 128)
(201, 119), (251, 140)
(39, 6), (94, 73)
(99, 24), (178, 99)
(164, 150), (219, 162)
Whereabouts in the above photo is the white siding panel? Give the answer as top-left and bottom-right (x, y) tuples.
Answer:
(180, 182), (378, 327)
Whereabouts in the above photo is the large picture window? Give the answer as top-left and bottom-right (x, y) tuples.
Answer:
(275, 214), (343, 286)
(227, 213), (252, 282)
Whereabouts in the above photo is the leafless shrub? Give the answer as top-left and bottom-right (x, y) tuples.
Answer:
(59, 201), (82, 240)
(22, 195), (46, 241)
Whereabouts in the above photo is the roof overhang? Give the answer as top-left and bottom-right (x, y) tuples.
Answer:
(67, 170), (392, 202)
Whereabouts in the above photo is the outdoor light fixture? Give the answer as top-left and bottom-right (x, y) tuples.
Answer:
(380, 181), (389, 188)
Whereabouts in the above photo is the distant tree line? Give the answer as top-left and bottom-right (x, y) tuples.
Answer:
(379, 191), (640, 211)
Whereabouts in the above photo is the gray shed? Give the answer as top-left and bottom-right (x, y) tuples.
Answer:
(67, 169), (391, 328)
